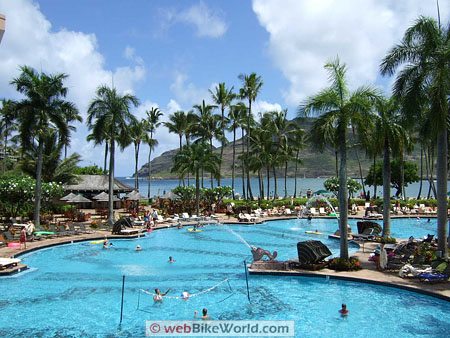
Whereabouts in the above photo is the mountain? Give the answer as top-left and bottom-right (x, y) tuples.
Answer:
(136, 117), (420, 179)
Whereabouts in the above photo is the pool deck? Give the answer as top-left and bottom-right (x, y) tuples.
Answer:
(1, 213), (448, 300)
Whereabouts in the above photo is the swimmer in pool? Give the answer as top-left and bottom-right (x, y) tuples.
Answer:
(168, 256), (175, 263)
(194, 308), (210, 320)
(136, 245), (142, 251)
(153, 288), (171, 302)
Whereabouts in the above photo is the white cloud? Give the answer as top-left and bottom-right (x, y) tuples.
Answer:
(0, 0), (148, 175)
(0, 0), (145, 116)
(169, 71), (213, 107)
(252, 0), (450, 105)
(253, 100), (283, 115)
(160, 1), (228, 38)
(167, 99), (181, 113)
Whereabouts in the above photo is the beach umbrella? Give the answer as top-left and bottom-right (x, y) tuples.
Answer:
(60, 192), (76, 201)
(68, 194), (92, 203)
(313, 190), (331, 195)
(127, 192), (144, 201)
(125, 190), (138, 199)
(160, 191), (176, 200)
(92, 191), (109, 200)
(96, 194), (120, 202)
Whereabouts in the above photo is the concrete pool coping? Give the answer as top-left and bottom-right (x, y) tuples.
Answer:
(1, 215), (448, 301)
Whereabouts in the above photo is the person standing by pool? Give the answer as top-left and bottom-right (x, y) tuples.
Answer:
(19, 226), (27, 249)
(339, 304), (349, 317)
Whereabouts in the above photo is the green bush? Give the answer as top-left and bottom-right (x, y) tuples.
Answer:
(374, 236), (397, 244)
(328, 257), (362, 271)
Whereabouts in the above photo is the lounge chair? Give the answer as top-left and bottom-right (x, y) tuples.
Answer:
(79, 223), (94, 234)
(318, 207), (326, 216)
(284, 209), (292, 215)
(309, 208), (319, 216)
(418, 260), (450, 283)
(0, 257), (21, 270)
(181, 213), (190, 221)
(156, 215), (166, 224)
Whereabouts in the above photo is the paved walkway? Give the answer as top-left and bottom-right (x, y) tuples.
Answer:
(1, 213), (448, 300)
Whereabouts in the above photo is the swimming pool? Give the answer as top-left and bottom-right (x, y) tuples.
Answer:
(0, 219), (448, 337)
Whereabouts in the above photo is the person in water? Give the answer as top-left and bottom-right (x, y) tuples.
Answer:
(339, 304), (349, 316)
(153, 288), (171, 302)
(307, 215), (312, 221)
(194, 308), (210, 320)
(136, 245), (142, 251)
(181, 291), (190, 300)
(168, 256), (175, 263)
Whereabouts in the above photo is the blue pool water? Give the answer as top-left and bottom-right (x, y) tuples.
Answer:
(0, 219), (448, 337)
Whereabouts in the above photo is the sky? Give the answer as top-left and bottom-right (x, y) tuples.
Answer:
(0, 0), (448, 176)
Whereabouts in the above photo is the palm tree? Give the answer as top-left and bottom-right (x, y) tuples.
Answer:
(129, 119), (147, 190)
(289, 127), (305, 198)
(373, 97), (408, 237)
(192, 100), (219, 188)
(239, 72), (263, 200)
(86, 130), (109, 174)
(172, 142), (219, 216)
(0, 99), (17, 173)
(228, 102), (246, 199)
(11, 66), (80, 227)
(299, 58), (379, 259)
(87, 85), (139, 225)
(144, 107), (163, 198)
(380, 16), (450, 257)
(210, 83), (235, 185)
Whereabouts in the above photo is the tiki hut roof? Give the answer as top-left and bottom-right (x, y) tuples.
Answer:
(64, 175), (133, 194)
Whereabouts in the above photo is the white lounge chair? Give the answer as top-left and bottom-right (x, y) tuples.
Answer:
(309, 208), (319, 216)
(0, 257), (21, 270)
(181, 213), (190, 221)
(284, 209), (292, 215)
(319, 207), (327, 216)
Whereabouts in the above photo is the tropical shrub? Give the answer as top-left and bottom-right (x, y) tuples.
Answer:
(0, 174), (63, 218)
(328, 257), (362, 271)
(323, 177), (362, 198)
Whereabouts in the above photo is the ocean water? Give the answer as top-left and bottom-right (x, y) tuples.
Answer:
(0, 219), (448, 337)
(119, 176), (442, 200)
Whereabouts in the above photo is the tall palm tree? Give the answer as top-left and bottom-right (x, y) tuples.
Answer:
(210, 83), (235, 186)
(299, 58), (379, 259)
(192, 100), (219, 188)
(289, 127), (305, 198)
(0, 99), (17, 173)
(87, 85), (139, 225)
(164, 110), (189, 185)
(87, 129), (109, 174)
(239, 72), (263, 200)
(172, 142), (219, 216)
(228, 102), (246, 199)
(11, 66), (80, 227)
(373, 97), (408, 237)
(129, 119), (147, 190)
(145, 107), (163, 198)
(380, 16), (450, 257)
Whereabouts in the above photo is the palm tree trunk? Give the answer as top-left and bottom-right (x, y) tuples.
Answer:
(147, 145), (152, 198)
(284, 161), (288, 198)
(266, 165), (270, 200)
(417, 145), (423, 199)
(373, 156), (377, 199)
(260, 169), (264, 198)
(33, 138), (44, 227)
(399, 151), (405, 200)
(258, 170), (263, 199)
(218, 106), (225, 187)
(134, 142), (139, 190)
(335, 150), (338, 177)
(338, 126), (349, 259)
(294, 151), (299, 198)
(103, 142), (108, 174)
(273, 166), (278, 200)
(179, 135), (184, 186)
(436, 129), (448, 257)
(241, 129), (246, 199)
(382, 139), (391, 237)
(231, 127), (236, 199)
(210, 139), (214, 189)
(195, 168), (200, 216)
(355, 148), (366, 197)
(108, 139), (115, 226)
(186, 135), (190, 186)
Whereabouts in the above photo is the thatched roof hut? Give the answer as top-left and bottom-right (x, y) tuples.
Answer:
(64, 175), (133, 194)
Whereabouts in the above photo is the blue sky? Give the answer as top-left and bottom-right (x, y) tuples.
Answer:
(0, 0), (448, 176)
